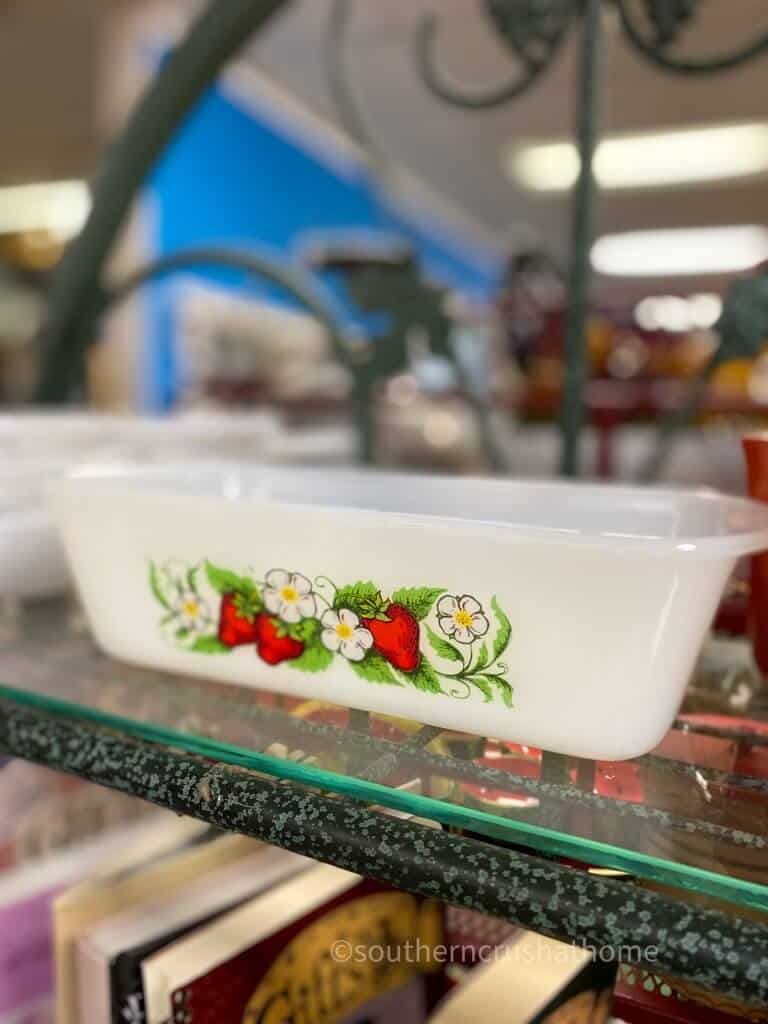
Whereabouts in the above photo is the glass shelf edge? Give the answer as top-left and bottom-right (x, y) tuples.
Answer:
(0, 682), (766, 913)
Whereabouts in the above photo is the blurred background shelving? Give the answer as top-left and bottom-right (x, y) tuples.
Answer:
(0, 1), (766, 488)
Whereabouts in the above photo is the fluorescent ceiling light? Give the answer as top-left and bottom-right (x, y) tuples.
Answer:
(688, 292), (723, 328)
(508, 122), (768, 192)
(0, 180), (90, 240)
(634, 293), (722, 332)
(591, 226), (768, 278)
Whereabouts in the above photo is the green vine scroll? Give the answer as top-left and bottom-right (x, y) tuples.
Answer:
(148, 560), (514, 708)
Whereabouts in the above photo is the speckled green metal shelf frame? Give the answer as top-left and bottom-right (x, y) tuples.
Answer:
(0, 693), (766, 1009)
(3, 680), (767, 915)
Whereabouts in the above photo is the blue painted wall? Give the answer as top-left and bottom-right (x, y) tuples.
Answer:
(141, 74), (504, 409)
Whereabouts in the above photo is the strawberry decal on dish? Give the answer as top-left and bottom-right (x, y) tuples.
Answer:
(254, 613), (305, 664)
(218, 592), (261, 647)
(356, 592), (420, 673)
(149, 562), (515, 706)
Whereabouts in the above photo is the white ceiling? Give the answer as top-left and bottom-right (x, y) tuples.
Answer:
(0, 0), (107, 187)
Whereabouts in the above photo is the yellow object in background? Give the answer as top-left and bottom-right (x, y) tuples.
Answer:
(713, 358), (757, 397)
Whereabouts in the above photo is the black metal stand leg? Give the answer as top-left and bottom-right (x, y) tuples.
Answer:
(559, 0), (602, 477)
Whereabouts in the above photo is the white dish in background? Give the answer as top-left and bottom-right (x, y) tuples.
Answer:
(0, 411), (281, 598)
(0, 508), (70, 599)
(49, 465), (768, 759)
(0, 460), (74, 598)
(126, 410), (283, 460)
(262, 424), (357, 465)
(0, 407), (282, 460)
(0, 409), (282, 462)
(0, 412), (127, 460)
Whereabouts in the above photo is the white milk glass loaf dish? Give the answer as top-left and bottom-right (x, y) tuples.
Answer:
(48, 465), (768, 759)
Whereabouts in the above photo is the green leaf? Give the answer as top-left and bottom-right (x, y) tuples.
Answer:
(484, 674), (514, 708)
(233, 590), (262, 623)
(293, 618), (322, 643)
(291, 642), (333, 673)
(425, 625), (463, 664)
(349, 652), (402, 686)
(187, 565), (199, 593)
(467, 675), (493, 702)
(405, 658), (443, 694)
(470, 642), (489, 674)
(205, 561), (255, 597)
(189, 635), (232, 654)
(279, 618), (319, 642)
(491, 596), (511, 661)
(357, 593), (391, 620)
(149, 561), (171, 611)
(391, 586), (444, 620)
(334, 581), (379, 614)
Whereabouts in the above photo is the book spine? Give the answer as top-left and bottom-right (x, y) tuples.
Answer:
(171, 987), (190, 1024)
(0, 887), (59, 1018)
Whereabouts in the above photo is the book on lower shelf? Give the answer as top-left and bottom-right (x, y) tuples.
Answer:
(430, 931), (617, 1024)
(142, 862), (449, 1024)
(75, 839), (308, 1024)
(53, 815), (218, 1024)
(0, 816), (188, 1024)
(18, 807), (624, 1024)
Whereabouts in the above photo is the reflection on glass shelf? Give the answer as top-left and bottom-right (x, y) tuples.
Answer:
(0, 599), (767, 913)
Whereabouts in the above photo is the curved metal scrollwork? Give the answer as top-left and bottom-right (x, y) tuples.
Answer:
(641, 0), (698, 47)
(326, 0), (388, 173)
(37, 0), (292, 403)
(323, 1), (506, 471)
(416, 0), (768, 108)
(414, 0), (577, 109)
(413, 0), (768, 479)
(617, 0), (768, 73)
(104, 247), (353, 374)
(96, 245), (381, 465)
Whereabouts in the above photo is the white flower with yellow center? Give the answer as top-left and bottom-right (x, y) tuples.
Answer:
(173, 589), (212, 635)
(320, 608), (373, 662)
(437, 594), (489, 645)
(263, 569), (316, 624)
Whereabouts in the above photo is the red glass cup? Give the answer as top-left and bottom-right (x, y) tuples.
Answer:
(742, 433), (768, 676)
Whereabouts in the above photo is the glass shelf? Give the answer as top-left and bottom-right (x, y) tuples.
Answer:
(1, 598), (768, 916)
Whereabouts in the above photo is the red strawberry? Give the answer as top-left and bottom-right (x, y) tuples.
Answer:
(361, 603), (420, 672)
(254, 613), (305, 665)
(218, 592), (259, 647)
